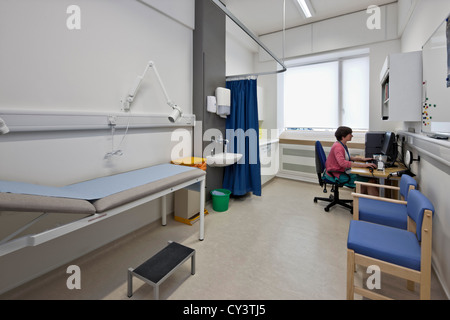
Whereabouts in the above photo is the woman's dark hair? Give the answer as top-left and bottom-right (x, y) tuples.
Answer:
(335, 126), (353, 141)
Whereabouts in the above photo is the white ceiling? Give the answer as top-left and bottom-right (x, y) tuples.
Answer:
(222, 0), (397, 36)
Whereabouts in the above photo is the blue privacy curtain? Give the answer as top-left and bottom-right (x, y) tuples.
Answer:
(223, 79), (261, 196)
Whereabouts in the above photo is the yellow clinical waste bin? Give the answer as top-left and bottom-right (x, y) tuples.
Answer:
(171, 157), (208, 225)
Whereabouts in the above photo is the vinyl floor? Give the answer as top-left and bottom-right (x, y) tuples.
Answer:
(0, 178), (447, 300)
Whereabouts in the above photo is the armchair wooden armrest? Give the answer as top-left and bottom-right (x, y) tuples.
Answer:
(352, 192), (407, 220)
(352, 192), (407, 205)
(355, 180), (400, 193)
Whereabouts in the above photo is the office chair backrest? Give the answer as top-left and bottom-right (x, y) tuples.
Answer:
(407, 189), (434, 242)
(399, 174), (418, 200)
(315, 141), (327, 185)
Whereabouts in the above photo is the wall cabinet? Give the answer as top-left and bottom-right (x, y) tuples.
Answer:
(380, 51), (422, 121)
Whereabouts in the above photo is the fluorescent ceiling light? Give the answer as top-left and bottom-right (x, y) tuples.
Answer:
(296, 0), (313, 18)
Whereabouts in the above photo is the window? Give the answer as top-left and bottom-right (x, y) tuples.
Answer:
(283, 55), (369, 130)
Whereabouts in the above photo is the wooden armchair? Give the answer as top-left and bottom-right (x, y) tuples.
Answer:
(347, 189), (434, 300)
(352, 174), (417, 229)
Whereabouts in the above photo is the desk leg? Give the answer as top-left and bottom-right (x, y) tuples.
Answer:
(199, 179), (205, 241)
(379, 178), (385, 197)
(127, 268), (133, 298)
(161, 195), (167, 226)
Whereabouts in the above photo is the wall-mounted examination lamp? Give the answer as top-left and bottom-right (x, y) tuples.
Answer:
(0, 117), (9, 134)
(123, 60), (183, 123)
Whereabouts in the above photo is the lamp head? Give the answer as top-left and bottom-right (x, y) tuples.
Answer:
(0, 117), (9, 134)
(168, 105), (182, 123)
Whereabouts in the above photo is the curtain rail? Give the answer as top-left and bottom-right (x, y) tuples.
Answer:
(210, 0), (287, 80)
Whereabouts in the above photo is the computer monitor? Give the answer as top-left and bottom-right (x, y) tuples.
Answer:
(381, 132), (398, 166)
(365, 131), (385, 158)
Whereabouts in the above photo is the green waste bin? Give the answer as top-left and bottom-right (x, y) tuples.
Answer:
(210, 189), (231, 212)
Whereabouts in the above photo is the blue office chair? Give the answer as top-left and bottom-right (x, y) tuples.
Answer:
(347, 189), (435, 300)
(352, 174), (417, 229)
(313, 141), (353, 213)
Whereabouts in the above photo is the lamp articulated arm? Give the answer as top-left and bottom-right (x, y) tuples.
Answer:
(123, 60), (182, 122)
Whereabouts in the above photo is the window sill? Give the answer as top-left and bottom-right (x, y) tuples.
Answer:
(279, 130), (365, 149)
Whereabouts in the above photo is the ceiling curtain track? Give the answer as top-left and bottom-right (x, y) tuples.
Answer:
(210, 0), (287, 80)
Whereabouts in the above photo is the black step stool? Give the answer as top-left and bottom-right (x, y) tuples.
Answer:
(127, 241), (195, 300)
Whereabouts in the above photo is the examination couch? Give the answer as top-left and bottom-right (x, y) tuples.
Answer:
(0, 163), (206, 257)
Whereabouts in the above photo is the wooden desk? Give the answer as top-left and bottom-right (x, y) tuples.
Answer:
(351, 162), (407, 198)
(350, 162), (407, 179)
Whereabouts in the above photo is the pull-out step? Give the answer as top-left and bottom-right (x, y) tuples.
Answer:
(127, 241), (195, 300)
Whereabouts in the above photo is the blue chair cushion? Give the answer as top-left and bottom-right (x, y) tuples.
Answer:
(359, 198), (407, 229)
(347, 220), (421, 271)
(323, 172), (356, 188)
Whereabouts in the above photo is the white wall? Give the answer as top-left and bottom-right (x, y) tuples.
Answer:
(254, 60), (279, 134)
(0, 0), (195, 294)
(400, 0), (450, 298)
(0, 0), (193, 117)
(258, 3), (398, 62)
(400, 0), (450, 52)
(226, 17), (257, 77)
(0, 0), (195, 184)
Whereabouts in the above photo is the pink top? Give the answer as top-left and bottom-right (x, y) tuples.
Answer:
(325, 141), (353, 177)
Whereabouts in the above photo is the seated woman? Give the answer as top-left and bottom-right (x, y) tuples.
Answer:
(325, 126), (379, 196)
